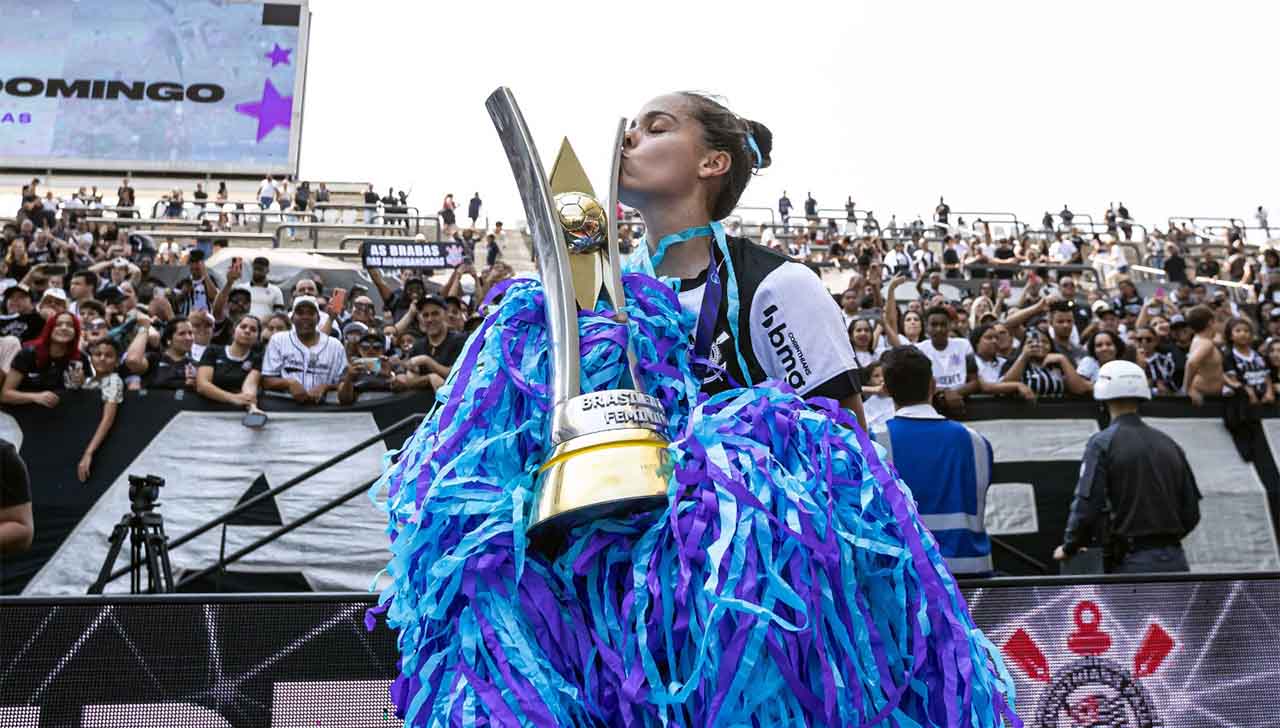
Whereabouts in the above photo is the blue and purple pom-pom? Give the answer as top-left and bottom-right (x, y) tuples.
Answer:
(370, 272), (1019, 727)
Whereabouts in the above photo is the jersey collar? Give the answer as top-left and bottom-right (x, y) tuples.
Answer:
(894, 403), (945, 420)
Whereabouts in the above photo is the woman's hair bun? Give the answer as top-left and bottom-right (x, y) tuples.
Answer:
(745, 120), (773, 170)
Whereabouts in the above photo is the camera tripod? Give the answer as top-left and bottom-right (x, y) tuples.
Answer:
(88, 478), (175, 594)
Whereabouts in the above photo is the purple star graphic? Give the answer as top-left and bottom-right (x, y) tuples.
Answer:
(265, 43), (292, 67)
(234, 79), (292, 143)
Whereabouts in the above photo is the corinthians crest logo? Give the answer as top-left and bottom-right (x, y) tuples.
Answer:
(1003, 600), (1174, 728)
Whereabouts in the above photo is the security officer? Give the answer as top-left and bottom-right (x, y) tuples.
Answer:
(1054, 360), (1202, 573)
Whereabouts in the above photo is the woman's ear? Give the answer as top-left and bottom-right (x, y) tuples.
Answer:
(697, 149), (731, 181)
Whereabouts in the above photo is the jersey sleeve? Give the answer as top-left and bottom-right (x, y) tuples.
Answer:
(261, 337), (285, 377)
(748, 261), (861, 400)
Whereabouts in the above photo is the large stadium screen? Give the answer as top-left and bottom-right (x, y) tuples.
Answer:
(0, 0), (309, 176)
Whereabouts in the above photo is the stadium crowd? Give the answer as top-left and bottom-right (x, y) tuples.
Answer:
(765, 197), (1280, 429)
(4, 177), (1279, 475)
(0, 178), (514, 484)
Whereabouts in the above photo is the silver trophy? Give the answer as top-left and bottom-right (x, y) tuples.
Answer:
(485, 88), (670, 542)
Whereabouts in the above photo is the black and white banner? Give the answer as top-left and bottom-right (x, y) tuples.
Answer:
(4, 396), (1279, 595)
(360, 241), (461, 271)
(1, 392), (428, 596)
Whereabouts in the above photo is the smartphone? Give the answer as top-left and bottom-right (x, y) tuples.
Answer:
(328, 287), (348, 315)
(242, 411), (268, 429)
(1155, 286), (1166, 298)
(354, 357), (382, 374)
(999, 280), (1011, 294)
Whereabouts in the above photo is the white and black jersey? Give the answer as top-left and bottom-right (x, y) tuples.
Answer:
(1001, 357), (1066, 398)
(1145, 347), (1184, 392)
(675, 236), (861, 400)
(1224, 346), (1269, 398)
(261, 330), (348, 391)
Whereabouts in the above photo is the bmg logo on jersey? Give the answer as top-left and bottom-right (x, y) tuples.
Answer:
(761, 303), (812, 390)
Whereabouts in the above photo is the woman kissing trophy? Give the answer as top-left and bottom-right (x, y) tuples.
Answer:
(370, 87), (1018, 727)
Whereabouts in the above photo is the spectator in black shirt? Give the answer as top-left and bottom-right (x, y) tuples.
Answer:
(0, 438), (33, 554)
(370, 269), (426, 326)
(778, 192), (793, 225)
(193, 183), (208, 213)
(1223, 317), (1272, 405)
(343, 333), (397, 402)
(1000, 328), (1091, 399)
(0, 286), (44, 342)
(2, 312), (88, 406)
(196, 315), (263, 413)
(1195, 249), (1221, 279)
(439, 193), (458, 235)
(1113, 279), (1144, 318)
(125, 315), (197, 390)
(362, 184), (380, 223)
(991, 240), (1017, 279)
(393, 296), (463, 389)
(116, 178), (136, 217)
(803, 192), (818, 221)
(468, 193), (482, 228)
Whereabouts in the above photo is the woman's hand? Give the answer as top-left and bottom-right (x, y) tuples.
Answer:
(33, 391), (59, 408)
(77, 452), (92, 483)
(1016, 383), (1037, 402)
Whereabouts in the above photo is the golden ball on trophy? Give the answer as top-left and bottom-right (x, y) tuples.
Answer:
(553, 191), (607, 253)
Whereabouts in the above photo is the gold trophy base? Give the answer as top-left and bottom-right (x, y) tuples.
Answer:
(528, 428), (671, 550)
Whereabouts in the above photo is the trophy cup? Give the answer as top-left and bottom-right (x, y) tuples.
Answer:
(485, 88), (670, 544)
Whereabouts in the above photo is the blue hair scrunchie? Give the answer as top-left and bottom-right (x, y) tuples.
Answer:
(744, 133), (763, 170)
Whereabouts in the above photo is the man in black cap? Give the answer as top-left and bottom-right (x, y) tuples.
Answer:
(342, 331), (398, 403)
(0, 286), (44, 341)
(246, 256), (284, 319)
(174, 249), (220, 316)
(369, 264), (426, 325)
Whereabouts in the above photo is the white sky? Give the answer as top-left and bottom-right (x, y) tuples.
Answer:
(299, 0), (1278, 230)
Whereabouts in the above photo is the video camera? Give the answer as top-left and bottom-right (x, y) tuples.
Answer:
(128, 474), (165, 513)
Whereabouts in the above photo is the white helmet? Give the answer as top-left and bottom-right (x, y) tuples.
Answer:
(1093, 360), (1151, 401)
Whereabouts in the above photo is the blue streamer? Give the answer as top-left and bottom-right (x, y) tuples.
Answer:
(370, 270), (1020, 727)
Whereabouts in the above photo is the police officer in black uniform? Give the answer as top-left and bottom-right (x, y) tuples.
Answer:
(1054, 360), (1202, 573)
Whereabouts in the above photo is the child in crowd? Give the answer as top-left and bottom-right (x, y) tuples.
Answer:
(859, 360), (896, 429)
(78, 338), (124, 483)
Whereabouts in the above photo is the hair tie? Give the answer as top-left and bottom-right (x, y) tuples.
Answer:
(744, 133), (763, 170)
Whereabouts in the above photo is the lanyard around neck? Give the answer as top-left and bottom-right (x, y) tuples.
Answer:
(641, 221), (751, 387)
(649, 225), (720, 367)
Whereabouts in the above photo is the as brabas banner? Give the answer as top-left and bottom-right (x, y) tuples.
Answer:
(2, 577), (1278, 726)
